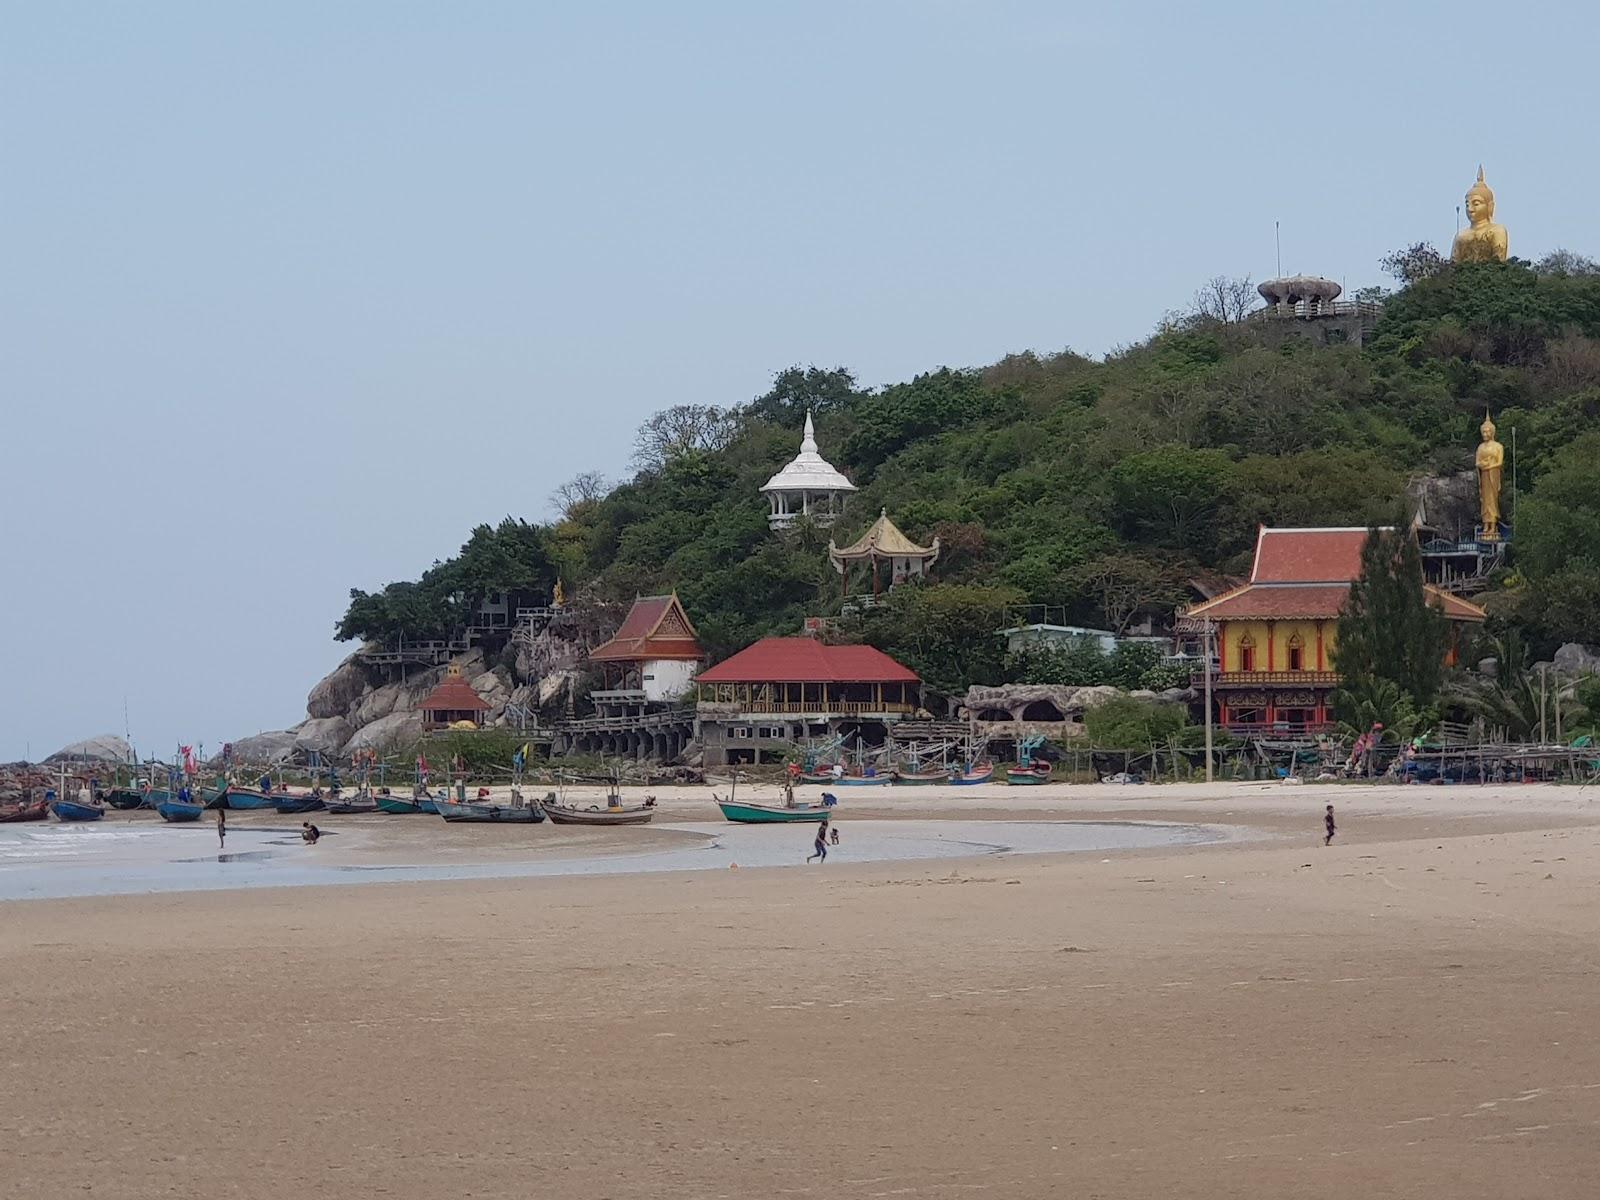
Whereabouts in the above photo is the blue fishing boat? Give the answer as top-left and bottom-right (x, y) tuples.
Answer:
(224, 787), (279, 810)
(156, 796), (205, 822)
(274, 795), (324, 814)
(49, 794), (105, 822)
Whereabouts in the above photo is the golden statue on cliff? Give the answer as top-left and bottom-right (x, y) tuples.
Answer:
(1452, 167), (1509, 263)
(1476, 412), (1505, 539)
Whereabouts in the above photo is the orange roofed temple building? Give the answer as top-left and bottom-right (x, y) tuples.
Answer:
(1179, 527), (1485, 737)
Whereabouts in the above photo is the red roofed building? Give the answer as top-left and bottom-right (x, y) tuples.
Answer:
(695, 637), (921, 766)
(1180, 527), (1486, 736)
(419, 664), (491, 731)
(589, 593), (704, 703)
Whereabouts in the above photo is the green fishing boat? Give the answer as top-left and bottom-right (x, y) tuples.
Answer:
(375, 793), (424, 814)
(716, 798), (832, 824)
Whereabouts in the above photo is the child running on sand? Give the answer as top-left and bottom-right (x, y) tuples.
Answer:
(1324, 803), (1337, 846)
(829, 824), (839, 846)
(807, 823), (828, 863)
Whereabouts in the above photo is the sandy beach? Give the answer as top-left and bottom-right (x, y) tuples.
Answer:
(6, 781), (1600, 1198)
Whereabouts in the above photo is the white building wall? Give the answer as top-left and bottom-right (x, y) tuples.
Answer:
(641, 658), (698, 703)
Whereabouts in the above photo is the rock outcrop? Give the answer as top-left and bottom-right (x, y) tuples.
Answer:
(225, 730), (299, 765)
(293, 716), (354, 757)
(45, 734), (133, 764)
(306, 656), (371, 720)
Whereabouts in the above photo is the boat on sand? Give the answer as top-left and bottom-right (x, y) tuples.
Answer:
(543, 794), (655, 826)
(433, 795), (546, 823)
(0, 797), (49, 823)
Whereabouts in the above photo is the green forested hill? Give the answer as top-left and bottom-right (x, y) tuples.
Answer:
(337, 257), (1600, 708)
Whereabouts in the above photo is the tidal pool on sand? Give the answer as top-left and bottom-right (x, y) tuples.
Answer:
(0, 819), (1223, 901)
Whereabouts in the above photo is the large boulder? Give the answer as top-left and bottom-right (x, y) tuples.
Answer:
(306, 656), (369, 720)
(351, 681), (410, 728)
(344, 710), (424, 755)
(225, 730), (299, 765)
(46, 734), (133, 764)
(1553, 643), (1600, 676)
(293, 716), (353, 757)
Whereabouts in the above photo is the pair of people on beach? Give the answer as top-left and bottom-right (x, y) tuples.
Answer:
(806, 821), (839, 863)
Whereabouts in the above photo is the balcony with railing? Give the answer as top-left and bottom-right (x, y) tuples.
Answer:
(1196, 669), (1342, 688)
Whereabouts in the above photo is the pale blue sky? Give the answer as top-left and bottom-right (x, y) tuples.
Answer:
(2, 2), (1595, 759)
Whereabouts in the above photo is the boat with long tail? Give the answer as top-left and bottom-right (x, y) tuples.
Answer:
(543, 795), (655, 826)
(223, 787), (279, 810)
(0, 796), (50, 823)
(49, 795), (105, 822)
(156, 795), (206, 822)
(374, 793), (425, 815)
(433, 794), (545, 823)
(949, 760), (995, 785)
(322, 793), (380, 814)
(716, 776), (835, 824)
(105, 787), (148, 810)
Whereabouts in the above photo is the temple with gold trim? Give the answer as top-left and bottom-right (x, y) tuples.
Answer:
(1180, 527), (1486, 736)
(828, 510), (940, 597)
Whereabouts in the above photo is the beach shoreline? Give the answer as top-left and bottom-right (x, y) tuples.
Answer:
(7, 781), (1600, 1197)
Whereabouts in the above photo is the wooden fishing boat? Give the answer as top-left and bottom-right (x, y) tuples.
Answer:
(949, 760), (995, 785)
(0, 797), (50, 823)
(433, 795), (545, 823)
(50, 796), (106, 822)
(374, 793), (424, 815)
(321, 794), (380, 814)
(716, 798), (832, 824)
(891, 767), (952, 785)
(1005, 762), (1053, 785)
(274, 795), (325, 814)
(105, 787), (148, 810)
(417, 796), (440, 815)
(156, 795), (206, 822)
(543, 797), (655, 826)
(223, 787), (278, 810)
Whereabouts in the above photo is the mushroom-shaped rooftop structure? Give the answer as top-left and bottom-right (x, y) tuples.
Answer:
(1258, 275), (1342, 314)
(760, 410), (856, 530)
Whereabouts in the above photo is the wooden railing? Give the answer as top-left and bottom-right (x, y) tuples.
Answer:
(1201, 670), (1341, 687)
(699, 700), (915, 717)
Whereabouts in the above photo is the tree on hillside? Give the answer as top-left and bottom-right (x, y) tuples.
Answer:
(1073, 552), (1185, 634)
(857, 583), (1020, 702)
(1183, 275), (1257, 326)
(1517, 431), (1600, 575)
(631, 404), (739, 472)
(1380, 242), (1447, 285)
(549, 471), (609, 519)
(1534, 249), (1600, 277)
(1332, 525), (1449, 718)
(1109, 446), (1228, 553)
(744, 365), (860, 425)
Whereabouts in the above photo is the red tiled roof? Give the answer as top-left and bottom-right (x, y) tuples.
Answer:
(419, 675), (489, 713)
(1251, 527), (1377, 583)
(695, 638), (920, 685)
(589, 594), (704, 663)
(1187, 582), (1486, 623)
(1187, 584), (1353, 620)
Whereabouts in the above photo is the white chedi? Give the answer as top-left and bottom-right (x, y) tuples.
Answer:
(759, 410), (856, 530)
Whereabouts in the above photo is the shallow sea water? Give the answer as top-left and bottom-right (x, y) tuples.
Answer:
(0, 818), (1221, 901)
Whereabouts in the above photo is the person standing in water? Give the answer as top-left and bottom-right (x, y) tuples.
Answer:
(807, 822), (828, 864)
(1324, 803), (1337, 846)
(216, 806), (227, 849)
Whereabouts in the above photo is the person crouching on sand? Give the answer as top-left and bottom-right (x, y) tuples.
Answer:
(807, 824), (828, 864)
(302, 822), (321, 844)
(1324, 804), (1337, 846)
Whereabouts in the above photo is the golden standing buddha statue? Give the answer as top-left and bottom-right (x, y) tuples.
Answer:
(1476, 412), (1505, 539)
(1452, 167), (1509, 263)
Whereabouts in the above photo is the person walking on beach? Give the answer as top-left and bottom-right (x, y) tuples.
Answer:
(807, 823), (828, 864)
(1324, 803), (1337, 846)
(216, 806), (226, 849)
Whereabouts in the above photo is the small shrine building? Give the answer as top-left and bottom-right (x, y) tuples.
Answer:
(587, 593), (704, 704)
(828, 510), (940, 597)
(760, 411), (856, 530)
(419, 664), (491, 731)
(1180, 527), (1485, 736)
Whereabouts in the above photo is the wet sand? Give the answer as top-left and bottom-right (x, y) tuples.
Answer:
(6, 781), (1600, 1197)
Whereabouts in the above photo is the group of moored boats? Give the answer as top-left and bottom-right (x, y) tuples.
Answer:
(798, 758), (1053, 787)
(2, 783), (659, 827)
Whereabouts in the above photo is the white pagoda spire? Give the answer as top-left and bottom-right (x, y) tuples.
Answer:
(759, 409), (856, 530)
